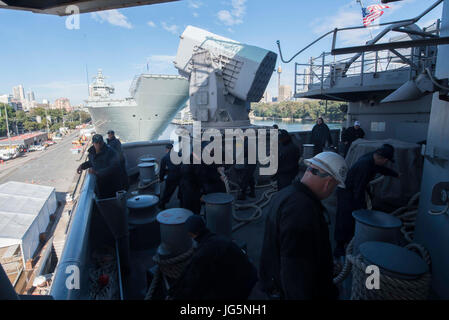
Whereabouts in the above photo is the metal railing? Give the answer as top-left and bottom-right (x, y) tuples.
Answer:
(275, 0), (443, 96)
(294, 47), (437, 94)
(50, 174), (96, 300)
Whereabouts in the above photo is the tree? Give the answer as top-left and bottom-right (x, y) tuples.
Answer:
(250, 99), (346, 122)
(24, 121), (39, 132)
(0, 103), (16, 136)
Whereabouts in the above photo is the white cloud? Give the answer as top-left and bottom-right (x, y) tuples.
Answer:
(161, 22), (179, 35)
(309, 0), (423, 47)
(217, 0), (247, 26)
(188, 0), (203, 9)
(91, 9), (132, 29)
(147, 21), (156, 27)
(310, 1), (387, 47)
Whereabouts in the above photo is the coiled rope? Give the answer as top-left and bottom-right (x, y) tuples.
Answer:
(144, 247), (195, 300)
(337, 239), (431, 300)
(220, 172), (278, 231)
(332, 191), (432, 300)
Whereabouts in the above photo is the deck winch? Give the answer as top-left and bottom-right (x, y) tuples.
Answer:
(126, 194), (159, 225)
(352, 209), (403, 255)
(156, 208), (193, 257)
(203, 193), (234, 238)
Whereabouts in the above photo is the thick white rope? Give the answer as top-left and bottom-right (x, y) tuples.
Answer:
(334, 191), (423, 286)
(220, 173), (277, 231)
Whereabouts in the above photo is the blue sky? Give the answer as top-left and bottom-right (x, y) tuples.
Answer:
(0, 0), (443, 105)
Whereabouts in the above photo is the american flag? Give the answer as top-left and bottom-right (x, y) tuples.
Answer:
(362, 4), (390, 27)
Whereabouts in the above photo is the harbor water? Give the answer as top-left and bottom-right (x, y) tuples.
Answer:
(158, 120), (343, 140)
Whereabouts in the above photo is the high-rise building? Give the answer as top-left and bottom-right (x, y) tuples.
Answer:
(10, 100), (23, 111)
(12, 85), (25, 101)
(261, 91), (272, 104)
(279, 85), (292, 102)
(54, 98), (72, 112)
(27, 91), (35, 103)
(0, 94), (11, 104)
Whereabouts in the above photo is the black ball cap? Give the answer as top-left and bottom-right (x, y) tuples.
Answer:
(376, 143), (395, 162)
(107, 130), (114, 135)
(185, 215), (207, 235)
(92, 134), (104, 144)
(279, 129), (290, 140)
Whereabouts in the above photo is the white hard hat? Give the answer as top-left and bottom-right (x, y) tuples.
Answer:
(304, 152), (348, 188)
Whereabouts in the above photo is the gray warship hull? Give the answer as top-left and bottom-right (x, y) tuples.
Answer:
(87, 74), (189, 142)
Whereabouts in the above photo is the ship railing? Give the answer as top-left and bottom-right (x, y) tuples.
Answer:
(50, 174), (96, 300)
(294, 48), (435, 94)
(278, 0), (443, 96)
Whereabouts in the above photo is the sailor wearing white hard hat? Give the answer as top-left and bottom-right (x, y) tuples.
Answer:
(303, 151), (348, 189)
(259, 151), (348, 299)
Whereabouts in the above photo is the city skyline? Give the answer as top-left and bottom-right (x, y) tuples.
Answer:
(0, 0), (441, 105)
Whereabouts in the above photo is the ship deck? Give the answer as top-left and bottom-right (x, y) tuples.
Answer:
(119, 168), (345, 300)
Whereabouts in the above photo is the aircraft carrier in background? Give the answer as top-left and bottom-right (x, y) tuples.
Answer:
(86, 69), (189, 142)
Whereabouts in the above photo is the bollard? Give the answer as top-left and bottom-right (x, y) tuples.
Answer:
(138, 162), (156, 184)
(127, 194), (159, 225)
(203, 193), (234, 238)
(139, 157), (157, 164)
(156, 208), (193, 257)
(352, 209), (402, 255)
(351, 241), (431, 300)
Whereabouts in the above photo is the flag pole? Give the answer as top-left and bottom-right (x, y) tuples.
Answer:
(357, 0), (374, 40)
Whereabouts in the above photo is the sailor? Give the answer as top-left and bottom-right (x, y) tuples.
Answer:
(197, 141), (227, 195)
(77, 134), (124, 199)
(159, 143), (181, 210)
(311, 117), (333, 155)
(341, 121), (365, 156)
(275, 129), (300, 190)
(106, 130), (128, 190)
(259, 152), (347, 300)
(169, 215), (258, 300)
(178, 150), (202, 214)
(237, 163), (257, 200)
(106, 130), (122, 154)
(334, 144), (399, 258)
(236, 139), (256, 200)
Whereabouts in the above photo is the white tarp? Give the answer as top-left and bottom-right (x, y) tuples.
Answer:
(0, 182), (57, 265)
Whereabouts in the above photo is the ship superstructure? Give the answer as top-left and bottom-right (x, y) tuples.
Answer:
(86, 70), (189, 142)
